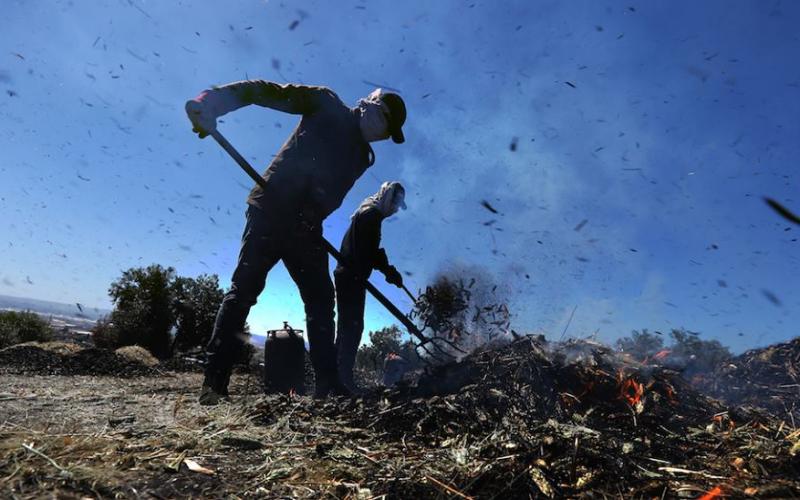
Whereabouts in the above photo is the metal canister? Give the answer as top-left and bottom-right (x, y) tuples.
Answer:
(263, 322), (306, 395)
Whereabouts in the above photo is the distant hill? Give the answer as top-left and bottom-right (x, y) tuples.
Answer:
(0, 294), (110, 321)
(0, 293), (269, 347)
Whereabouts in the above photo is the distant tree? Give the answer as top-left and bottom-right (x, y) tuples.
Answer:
(0, 310), (54, 349)
(396, 338), (424, 371)
(353, 325), (427, 381)
(616, 329), (664, 360)
(106, 264), (176, 359)
(355, 325), (403, 373)
(668, 328), (732, 375)
(171, 274), (224, 352)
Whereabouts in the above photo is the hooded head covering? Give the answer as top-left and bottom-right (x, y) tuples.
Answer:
(352, 181), (407, 219)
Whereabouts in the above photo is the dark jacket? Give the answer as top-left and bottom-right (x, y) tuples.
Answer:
(197, 80), (375, 222)
(335, 206), (390, 280)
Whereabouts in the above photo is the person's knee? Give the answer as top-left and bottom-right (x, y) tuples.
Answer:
(223, 286), (258, 309)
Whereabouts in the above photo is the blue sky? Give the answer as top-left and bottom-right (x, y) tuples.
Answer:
(1, 0), (798, 353)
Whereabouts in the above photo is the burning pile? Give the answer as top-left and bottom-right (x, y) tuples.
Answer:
(251, 336), (800, 498)
(695, 336), (800, 420)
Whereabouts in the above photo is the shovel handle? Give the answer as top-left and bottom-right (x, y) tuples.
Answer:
(401, 284), (418, 304)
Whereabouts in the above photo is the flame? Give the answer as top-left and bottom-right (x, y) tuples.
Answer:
(712, 414), (736, 432)
(653, 349), (671, 360)
(641, 349), (671, 365)
(697, 485), (723, 499)
(664, 384), (678, 405)
(619, 376), (644, 406)
(288, 388), (297, 398)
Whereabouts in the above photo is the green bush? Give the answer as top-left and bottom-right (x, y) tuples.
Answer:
(0, 310), (54, 349)
(90, 316), (120, 350)
(95, 264), (225, 359)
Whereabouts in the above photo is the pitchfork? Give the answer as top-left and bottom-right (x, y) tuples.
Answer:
(209, 130), (460, 361)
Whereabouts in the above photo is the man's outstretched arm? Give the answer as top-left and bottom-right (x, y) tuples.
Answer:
(185, 80), (331, 137)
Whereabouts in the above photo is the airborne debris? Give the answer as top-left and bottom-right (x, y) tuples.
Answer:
(764, 197), (800, 225)
(761, 289), (782, 306)
(480, 200), (499, 214)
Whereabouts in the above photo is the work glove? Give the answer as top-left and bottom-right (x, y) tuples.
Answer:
(384, 265), (403, 288)
(185, 98), (217, 138)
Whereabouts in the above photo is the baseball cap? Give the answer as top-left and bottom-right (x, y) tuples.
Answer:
(368, 88), (407, 144)
(380, 93), (406, 144)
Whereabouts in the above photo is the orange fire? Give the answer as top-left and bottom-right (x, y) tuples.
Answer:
(641, 349), (671, 365)
(653, 349), (671, 360)
(712, 414), (735, 432)
(697, 485), (723, 499)
(619, 377), (644, 406)
(664, 384), (678, 405)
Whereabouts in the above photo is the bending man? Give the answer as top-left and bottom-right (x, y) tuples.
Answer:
(185, 81), (407, 403)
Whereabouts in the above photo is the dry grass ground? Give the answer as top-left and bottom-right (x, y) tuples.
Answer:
(1, 337), (799, 499)
(0, 372), (279, 498)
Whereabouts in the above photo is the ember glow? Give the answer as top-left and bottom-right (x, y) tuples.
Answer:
(618, 372), (645, 407)
(652, 349), (671, 361)
(697, 485), (724, 500)
(664, 384), (678, 405)
(711, 413), (735, 432)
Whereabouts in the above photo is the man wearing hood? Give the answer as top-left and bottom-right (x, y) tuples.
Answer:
(184, 81), (406, 403)
(335, 181), (407, 392)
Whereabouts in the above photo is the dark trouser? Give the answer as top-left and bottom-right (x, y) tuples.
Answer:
(205, 205), (336, 389)
(334, 270), (367, 390)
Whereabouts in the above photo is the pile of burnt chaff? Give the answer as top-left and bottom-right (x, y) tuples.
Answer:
(694, 336), (800, 423)
(249, 336), (800, 498)
(0, 342), (160, 377)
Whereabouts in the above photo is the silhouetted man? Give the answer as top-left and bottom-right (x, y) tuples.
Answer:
(185, 81), (406, 403)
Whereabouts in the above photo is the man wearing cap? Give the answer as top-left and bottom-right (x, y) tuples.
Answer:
(334, 181), (407, 392)
(184, 80), (406, 403)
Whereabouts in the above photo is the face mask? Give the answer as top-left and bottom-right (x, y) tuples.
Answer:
(358, 97), (390, 142)
(380, 186), (405, 216)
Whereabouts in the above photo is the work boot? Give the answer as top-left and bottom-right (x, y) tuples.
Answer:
(313, 377), (353, 399)
(199, 370), (231, 406)
(199, 385), (227, 406)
